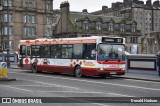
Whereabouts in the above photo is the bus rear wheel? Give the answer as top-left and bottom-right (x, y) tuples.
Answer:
(32, 63), (38, 73)
(75, 66), (82, 78)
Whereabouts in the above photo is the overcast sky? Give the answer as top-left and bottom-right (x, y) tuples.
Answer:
(53, 0), (157, 12)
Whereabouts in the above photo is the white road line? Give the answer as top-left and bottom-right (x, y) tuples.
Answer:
(124, 79), (160, 83)
(108, 93), (134, 97)
(92, 103), (109, 106)
(21, 79), (79, 90)
(6, 85), (51, 87)
(36, 91), (102, 94)
(9, 71), (160, 92)
(0, 85), (33, 92)
(7, 85), (68, 88)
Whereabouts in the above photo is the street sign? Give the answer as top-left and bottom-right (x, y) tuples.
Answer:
(2, 63), (7, 68)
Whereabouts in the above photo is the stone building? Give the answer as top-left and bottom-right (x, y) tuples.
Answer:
(54, 2), (142, 54)
(91, 0), (160, 54)
(0, 0), (53, 52)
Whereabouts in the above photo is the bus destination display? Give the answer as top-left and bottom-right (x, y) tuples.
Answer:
(102, 37), (123, 43)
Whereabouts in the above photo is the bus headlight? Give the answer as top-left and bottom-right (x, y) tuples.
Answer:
(97, 68), (104, 71)
(100, 68), (104, 71)
(119, 65), (125, 71)
(121, 68), (125, 71)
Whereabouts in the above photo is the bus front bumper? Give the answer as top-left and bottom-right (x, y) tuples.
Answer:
(82, 68), (125, 76)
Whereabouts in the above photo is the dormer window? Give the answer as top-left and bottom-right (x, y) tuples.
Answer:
(89, 22), (95, 30)
(83, 21), (89, 30)
(96, 22), (102, 31)
(114, 24), (120, 31)
(132, 25), (136, 32)
(102, 23), (108, 29)
(109, 24), (114, 31)
(76, 21), (82, 28)
(120, 24), (125, 32)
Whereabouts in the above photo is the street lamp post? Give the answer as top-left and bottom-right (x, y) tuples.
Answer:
(0, 1), (10, 68)
(6, 0), (10, 68)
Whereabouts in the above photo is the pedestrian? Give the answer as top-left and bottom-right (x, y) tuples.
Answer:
(157, 52), (160, 76)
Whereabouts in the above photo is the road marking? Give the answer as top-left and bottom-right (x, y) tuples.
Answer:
(62, 97), (110, 106)
(0, 85), (33, 92)
(7, 85), (52, 87)
(125, 79), (160, 83)
(8, 85), (72, 88)
(108, 93), (134, 97)
(9, 71), (160, 92)
(21, 79), (79, 90)
(92, 103), (109, 106)
(36, 91), (102, 93)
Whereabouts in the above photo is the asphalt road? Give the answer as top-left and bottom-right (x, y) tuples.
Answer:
(0, 69), (160, 106)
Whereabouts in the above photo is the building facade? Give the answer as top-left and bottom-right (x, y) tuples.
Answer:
(54, 2), (142, 54)
(0, 0), (53, 52)
(91, 0), (160, 54)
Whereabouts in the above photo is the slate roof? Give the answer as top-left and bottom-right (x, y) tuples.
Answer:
(69, 12), (135, 27)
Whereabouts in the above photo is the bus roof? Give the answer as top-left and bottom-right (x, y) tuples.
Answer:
(19, 36), (124, 45)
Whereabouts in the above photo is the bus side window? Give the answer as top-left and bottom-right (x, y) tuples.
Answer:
(62, 45), (73, 59)
(26, 46), (31, 56)
(51, 45), (62, 58)
(41, 45), (50, 58)
(83, 43), (96, 59)
(31, 45), (40, 57)
(73, 44), (83, 59)
(20, 45), (26, 57)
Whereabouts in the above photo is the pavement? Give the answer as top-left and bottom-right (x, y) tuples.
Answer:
(119, 72), (160, 82)
(10, 64), (19, 69)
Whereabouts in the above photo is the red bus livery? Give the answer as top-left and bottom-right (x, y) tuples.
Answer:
(18, 36), (126, 77)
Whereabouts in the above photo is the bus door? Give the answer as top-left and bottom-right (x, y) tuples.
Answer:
(19, 45), (26, 67)
(26, 46), (31, 57)
(61, 44), (73, 73)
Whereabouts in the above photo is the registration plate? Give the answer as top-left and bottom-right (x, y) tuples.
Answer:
(110, 72), (116, 74)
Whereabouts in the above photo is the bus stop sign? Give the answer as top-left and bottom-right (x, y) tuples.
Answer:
(2, 63), (7, 68)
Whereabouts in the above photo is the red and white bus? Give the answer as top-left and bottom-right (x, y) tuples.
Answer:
(18, 36), (126, 77)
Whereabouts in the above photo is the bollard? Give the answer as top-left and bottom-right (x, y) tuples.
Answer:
(0, 62), (7, 78)
(0, 62), (16, 81)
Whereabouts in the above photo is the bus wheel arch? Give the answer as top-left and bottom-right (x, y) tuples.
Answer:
(31, 62), (38, 73)
(74, 65), (83, 78)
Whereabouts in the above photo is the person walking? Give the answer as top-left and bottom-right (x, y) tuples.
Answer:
(157, 52), (160, 76)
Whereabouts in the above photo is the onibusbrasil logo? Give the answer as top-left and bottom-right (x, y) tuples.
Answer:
(2, 98), (42, 103)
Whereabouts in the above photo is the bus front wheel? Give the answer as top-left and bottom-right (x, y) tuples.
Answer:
(75, 66), (82, 78)
(32, 63), (37, 73)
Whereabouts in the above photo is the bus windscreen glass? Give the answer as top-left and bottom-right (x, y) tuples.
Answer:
(98, 44), (125, 61)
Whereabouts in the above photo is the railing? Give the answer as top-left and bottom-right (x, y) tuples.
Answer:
(0, 52), (18, 65)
